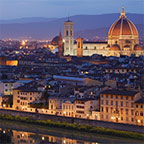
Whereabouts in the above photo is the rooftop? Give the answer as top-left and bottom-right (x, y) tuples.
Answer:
(101, 89), (138, 96)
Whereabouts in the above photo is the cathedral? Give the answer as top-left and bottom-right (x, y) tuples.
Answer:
(63, 7), (143, 57)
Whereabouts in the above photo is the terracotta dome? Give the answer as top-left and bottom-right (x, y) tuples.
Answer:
(108, 7), (138, 38)
(51, 36), (59, 45)
(134, 44), (143, 51)
(110, 44), (120, 51)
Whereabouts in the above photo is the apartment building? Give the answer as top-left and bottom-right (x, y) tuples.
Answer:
(100, 89), (141, 125)
(13, 85), (42, 111)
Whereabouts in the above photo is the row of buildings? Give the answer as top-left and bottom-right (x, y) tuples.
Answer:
(0, 74), (143, 126)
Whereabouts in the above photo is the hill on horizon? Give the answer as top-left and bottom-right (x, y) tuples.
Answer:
(0, 13), (143, 40)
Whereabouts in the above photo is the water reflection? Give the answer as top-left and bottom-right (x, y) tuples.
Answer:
(0, 128), (99, 144)
(0, 120), (143, 144)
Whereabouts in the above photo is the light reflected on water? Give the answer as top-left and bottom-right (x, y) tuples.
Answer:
(0, 128), (100, 144)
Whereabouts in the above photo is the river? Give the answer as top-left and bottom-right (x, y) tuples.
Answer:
(0, 120), (143, 144)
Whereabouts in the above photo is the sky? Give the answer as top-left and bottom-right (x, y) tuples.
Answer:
(0, 0), (143, 19)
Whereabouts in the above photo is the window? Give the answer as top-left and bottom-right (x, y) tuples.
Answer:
(101, 107), (103, 112)
(66, 30), (68, 36)
(126, 109), (128, 115)
(116, 95), (118, 99)
(106, 100), (108, 105)
(85, 46), (88, 50)
(131, 110), (133, 115)
(94, 47), (96, 50)
(111, 101), (113, 105)
(121, 117), (123, 120)
(141, 105), (143, 109)
(121, 108), (123, 114)
(131, 118), (134, 122)
(136, 105), (138, 108)
(51, 105), (53, 109)
(106, 107), (108, 112)
(126, 96), (128, 100)
(106, 95), (108, 98)
(121, 96), (123, 99)
(131, 102), (133, 107)
(121, 101), (123, 106)
(140, 111), (143, 116)
(131, 97), (134, 100)
(70, 30), (72, 36)
(126, 102), (129, 107)
(126, 117), (129, 121)
(116, 101), (118, 107)
(111, 95), (113, 99)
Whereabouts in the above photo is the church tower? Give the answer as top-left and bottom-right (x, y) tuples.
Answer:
(64, 19), (74, 55)
(58, 31), (63, 57)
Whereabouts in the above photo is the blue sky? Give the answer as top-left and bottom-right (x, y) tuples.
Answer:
(0, 0), (143, 19)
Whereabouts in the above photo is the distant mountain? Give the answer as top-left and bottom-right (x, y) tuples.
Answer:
(0, 13), (143, 40)
(0, 17), (58, 24)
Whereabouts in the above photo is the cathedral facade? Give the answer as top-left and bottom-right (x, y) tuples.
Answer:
(63, 7), (143, 57)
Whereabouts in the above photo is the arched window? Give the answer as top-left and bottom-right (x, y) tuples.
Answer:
(70, 30), (72, 36)
(140, 111), (143, 116)
(66, 30), (68, 36)
(94, 47), (96, 50)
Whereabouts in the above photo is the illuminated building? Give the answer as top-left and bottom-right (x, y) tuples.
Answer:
(64, 20), (74, 55)
(134, 97), (144, 126)
(13, 86), (42, 111)
(100, 89), (144, 125)
(64, 7), (143, 57)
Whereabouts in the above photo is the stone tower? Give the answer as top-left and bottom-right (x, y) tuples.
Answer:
(64, 20), (74, 55)
(58, 32), (63, 57)
(77, 38), (83, 57)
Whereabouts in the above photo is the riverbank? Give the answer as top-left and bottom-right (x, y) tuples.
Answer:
(0, 114), (144, 140)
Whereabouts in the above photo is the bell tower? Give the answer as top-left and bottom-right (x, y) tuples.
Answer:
(64, 19), (74, 55)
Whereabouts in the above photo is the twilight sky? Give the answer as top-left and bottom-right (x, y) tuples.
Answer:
(0, 0), (143, 19)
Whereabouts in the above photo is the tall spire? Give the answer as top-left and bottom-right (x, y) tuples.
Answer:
(120, 6), (126, 18)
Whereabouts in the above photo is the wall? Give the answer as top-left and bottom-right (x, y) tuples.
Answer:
(0, 109), (143, 133)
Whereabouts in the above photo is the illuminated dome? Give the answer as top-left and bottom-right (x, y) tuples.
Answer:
(134, 44), (143, 51)
(110, 44), (120, 51)
(108, 7), (138, 38)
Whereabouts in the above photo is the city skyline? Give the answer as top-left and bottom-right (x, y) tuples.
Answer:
(0, 0), (144, 19)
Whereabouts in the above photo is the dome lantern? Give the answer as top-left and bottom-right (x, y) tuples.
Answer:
(120, 6), (126, 18)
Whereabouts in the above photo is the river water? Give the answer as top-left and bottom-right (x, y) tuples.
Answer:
(0, 120), (143, 144)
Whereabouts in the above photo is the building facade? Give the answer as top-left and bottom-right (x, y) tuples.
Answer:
(100, 89), (144, 126)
